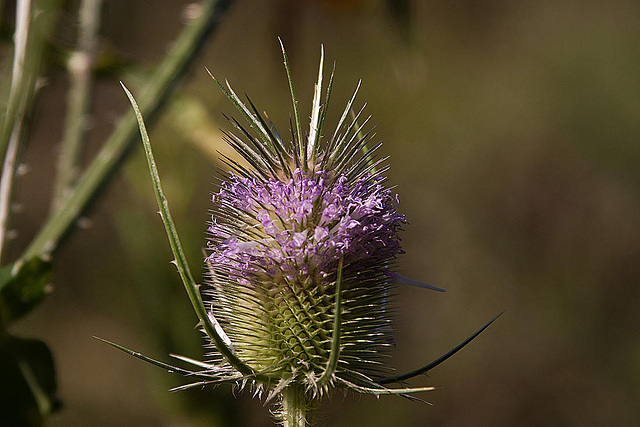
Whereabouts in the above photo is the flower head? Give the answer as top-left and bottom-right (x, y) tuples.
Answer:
(202, 45), (409, 397)
(113, 41), (502, 427)
(206, 165), (404, 376)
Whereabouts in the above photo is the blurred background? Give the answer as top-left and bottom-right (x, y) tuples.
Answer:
(3, 0), (640, 425)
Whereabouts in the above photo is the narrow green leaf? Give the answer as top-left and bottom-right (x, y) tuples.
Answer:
(169, 353), (218, 370)
(387, 272), (446, 292)
(94, 337), (198, 377)
(326, 105), (369, 171)
(205, 69), (278, 163)
(337, 378), (435, 396)
(244, 97), (292, 177)
(314, 62), (335, 160)
(326, 80), (361, 158)
(278, 38), (303, 166)
(221, 128), (275, 179)
(307, 45), (324, 166)
(317, 258), (344, 387)
(378, 312), (504, 385)
(120, 83), (258, 378)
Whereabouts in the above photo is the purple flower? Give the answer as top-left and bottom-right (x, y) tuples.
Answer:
(201, 48), (412, 394)
(196, 44), (492, 413)
(207, 169), (405, 291)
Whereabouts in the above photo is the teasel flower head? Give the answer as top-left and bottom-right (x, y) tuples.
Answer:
(204, 44), (403, 388)
(110, 41), (502, 427)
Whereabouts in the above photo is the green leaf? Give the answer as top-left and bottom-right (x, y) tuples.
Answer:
(278, 38), (303, 165)
(377, 312), (504, 385)
(94, 336), (203, 377)
(307, 44), (325, 165)
(0, 335), (61, 426)
(317, 258), (344, 387)
(0, 257), (52, 324)
(121, 83), (260, 379)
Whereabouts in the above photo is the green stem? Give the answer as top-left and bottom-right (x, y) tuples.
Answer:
(20, 0), (233, 262)
(0, 1), (32, 259)
(0, 0), (60, 262)
(52, 0), (103, 210)
(0, 80), (33, 262)
(0, 0), (31, 165)
(281, 383), (309, 427)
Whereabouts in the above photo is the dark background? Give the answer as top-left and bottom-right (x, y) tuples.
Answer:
(7, 0), (640, 425)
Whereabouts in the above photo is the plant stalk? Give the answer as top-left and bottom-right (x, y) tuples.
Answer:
(20, 0), (233, 262)
(0, 0), (31, 261)
(281, 383), (309, 427)
(0, 0), (59, 262)
(52, 0), (103, 210)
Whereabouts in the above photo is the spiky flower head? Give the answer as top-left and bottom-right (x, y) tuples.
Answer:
(113, 41), (501, 427)
(203, 45), (408, 398)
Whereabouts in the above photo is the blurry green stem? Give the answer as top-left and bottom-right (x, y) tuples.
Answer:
(282, 383), (309, 427)
(0, 0), (36, 262)
(10, 0), (30, 95)
(52, 0), (103, 210)
(20, 0), (233, 262)
(0, 88), (33, 263)
(0, 0), (30, 164)
(0, 123), (21, 262)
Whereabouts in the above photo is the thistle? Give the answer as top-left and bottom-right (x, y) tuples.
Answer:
(106, 41), (501, 427)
